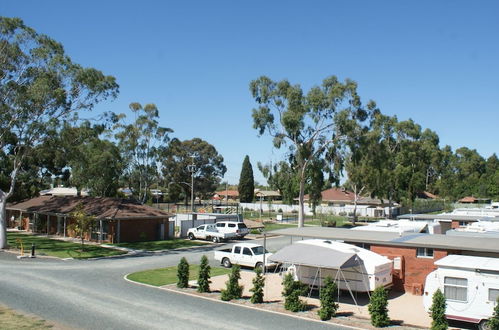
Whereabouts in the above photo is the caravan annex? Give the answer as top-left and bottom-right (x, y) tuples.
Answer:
(423, 255), (499, 328)
(268, 239), (392, 292)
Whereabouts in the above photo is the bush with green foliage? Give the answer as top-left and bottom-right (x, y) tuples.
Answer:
(430, 288), (447, 330)
(282, 273), (307, 312)
(487, 296), (499, 330)
(197, 255), (211, 293)
(220, 265), (243, 301)
(368, 286), (390, 327)
(177, 257), (189, 288)
(250, 267), (265, 303)
(318, 276), (339, 321)
(238, 155), (255, 203)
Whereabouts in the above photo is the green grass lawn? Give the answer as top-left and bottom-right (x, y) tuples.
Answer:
(7, 232), (126, 259)
(127, 264), (232, 286)
(0, 305), (52, 330)
(112, 239), (209, 251)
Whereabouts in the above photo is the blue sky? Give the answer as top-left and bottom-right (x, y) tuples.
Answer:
(2, 0), (498, 184)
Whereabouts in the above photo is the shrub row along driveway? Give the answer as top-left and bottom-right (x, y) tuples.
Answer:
(0, 239), (347, 330)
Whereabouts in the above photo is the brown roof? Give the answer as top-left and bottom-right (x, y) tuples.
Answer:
(303, 188), (356, 203)
(214, 190), (239, 197)
(7, 196), (173, 220)
(458, 196), (477, 203)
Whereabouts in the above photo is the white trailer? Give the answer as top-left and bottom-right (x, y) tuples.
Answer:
(423, 255), (499, 329)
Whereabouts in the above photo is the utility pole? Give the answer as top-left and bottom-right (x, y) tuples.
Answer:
(187, 155), (196, 213)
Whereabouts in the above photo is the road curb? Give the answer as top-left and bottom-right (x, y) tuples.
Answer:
(123, 273), (365, 330)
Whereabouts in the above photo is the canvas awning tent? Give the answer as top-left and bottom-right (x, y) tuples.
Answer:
(269, 242), (370, 307)
(268, 244), (360, 269)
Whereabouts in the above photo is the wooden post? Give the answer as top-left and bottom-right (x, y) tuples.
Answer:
(63, 216), (66, 237)
(117, 219), (121, 243)
(99, 219), (103, 243)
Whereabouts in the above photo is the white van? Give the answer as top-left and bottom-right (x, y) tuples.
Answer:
(215, 221), (249, 239)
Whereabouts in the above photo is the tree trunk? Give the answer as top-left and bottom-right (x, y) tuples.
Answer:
(0, 190), (8, 249)
(298, 166), (306, 228)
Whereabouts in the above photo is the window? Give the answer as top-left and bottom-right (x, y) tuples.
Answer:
(242, 247), (253, 256)
(444, 277), (467, 302)
(489, 288), (499, 302)
(238, 223), (247, 229)
(458, 221), (467, 227)
(234, 246), (241, 254)
(216, 223), (224, 228)
(416, 248), (434, 258)
(251, 246), (269, 255)
(228, 223), (236, 228)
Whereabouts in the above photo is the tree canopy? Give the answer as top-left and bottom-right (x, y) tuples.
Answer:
(0, 16), (118, 249)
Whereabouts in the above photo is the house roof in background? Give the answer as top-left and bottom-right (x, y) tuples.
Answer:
(255, 190), (281, 197)
(303, 188), (355, 202)
(269, 227), (499, 254)
(7, 196), (173, 220)
(39, 187), (89, 196)
(214, 190), (239, 197)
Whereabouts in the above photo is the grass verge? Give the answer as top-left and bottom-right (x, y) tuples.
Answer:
(127, 264), (232, 287)
(7, 232), (126, 259)
(112, 239), (209, 251)
(0, 305), (52, 329)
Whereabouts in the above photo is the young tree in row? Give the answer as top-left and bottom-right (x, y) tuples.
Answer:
(429, 288), (447, 330)
(177, 257), (189, 288)
(238, 155), (254, 203)
(250, 76), (374, 227)
(197, 255), (211, 293)
(368, 286), (390, 327)
(282, 273), (307, 312)
(318, 276), (339, 321)
(220, 265), (243, 301)
(0, 17), (119, 249)
(114, 103), (172, 204)
(69, 204), (95, 251)
(250, 267), (265, 304)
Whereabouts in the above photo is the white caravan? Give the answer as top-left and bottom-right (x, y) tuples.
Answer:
(423, 254), (499, 329)
(269, 239), (392, 292)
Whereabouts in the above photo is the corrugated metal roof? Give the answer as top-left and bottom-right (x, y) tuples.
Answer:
(435, 255), (499, 272)
(7, 196), (173, 220)
(270, 227), (499, 254)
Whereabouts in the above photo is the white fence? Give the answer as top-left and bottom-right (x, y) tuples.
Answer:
(240, 202), (399, 218)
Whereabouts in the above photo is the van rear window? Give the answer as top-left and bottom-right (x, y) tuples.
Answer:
(238, 223), (247, 228)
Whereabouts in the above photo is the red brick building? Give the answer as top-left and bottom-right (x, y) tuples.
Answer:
(6, 196), (173, 243)
(271, 227), (499, 295)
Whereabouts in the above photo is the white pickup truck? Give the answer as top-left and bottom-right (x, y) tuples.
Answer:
(214, 243), (277, 270)
(187, 224), (236, 243)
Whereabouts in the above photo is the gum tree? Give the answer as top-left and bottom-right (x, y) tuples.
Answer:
(250, 76), (373, 226)
(0, 17), (118, 249)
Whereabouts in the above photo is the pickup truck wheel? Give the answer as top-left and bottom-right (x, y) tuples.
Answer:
(479, 320), (490, 330)
(188, 233), (195, 240)
(222, 258), (232, 268)
(212, 236), (220, 243)
(255, 262), (263, 271)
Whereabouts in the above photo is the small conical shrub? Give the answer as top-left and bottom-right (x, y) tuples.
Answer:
(282, 273), (307, 312)
(250, 267), (265, 303)
(487, 296), (499, 330)
(318, 276), (339, 321)
(197, 255), (211, 293)
(177, 257), (189, 288)
(368, 286), (390, 327)
(221, 265), (243, 301)
(430, 288), (447, 330)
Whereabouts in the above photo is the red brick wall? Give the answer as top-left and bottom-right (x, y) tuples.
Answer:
(370, 245), (456, 294)
(451, 220), (460, 229)
(119, 218), (169, 243)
